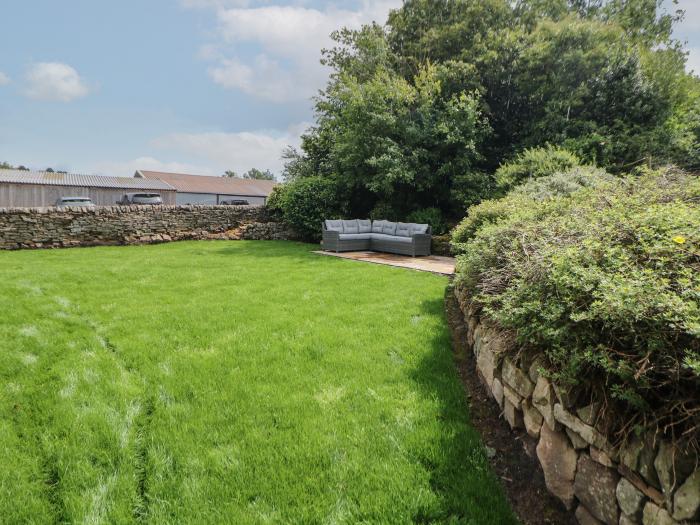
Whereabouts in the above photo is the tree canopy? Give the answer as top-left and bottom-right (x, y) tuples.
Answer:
(275, 0), (699, 234)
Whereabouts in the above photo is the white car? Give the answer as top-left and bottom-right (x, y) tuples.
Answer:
(118, 193), (163, 205)
(55, 196), (95, 208)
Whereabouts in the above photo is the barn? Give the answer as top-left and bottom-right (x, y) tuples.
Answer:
(135, 170), (277, 206)
(0, 169), (176, 207)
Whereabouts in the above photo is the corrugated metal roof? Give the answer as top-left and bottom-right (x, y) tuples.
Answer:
(137, 170), (278, 197)
(0, 169), (175, 190)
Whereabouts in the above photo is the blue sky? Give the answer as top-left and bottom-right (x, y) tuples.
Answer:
(0, 0), (698, 179)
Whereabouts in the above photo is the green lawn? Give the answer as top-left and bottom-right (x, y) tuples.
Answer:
(0, 241), (515, 524)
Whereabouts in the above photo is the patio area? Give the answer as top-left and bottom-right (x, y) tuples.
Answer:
(313, 250), (456, 275)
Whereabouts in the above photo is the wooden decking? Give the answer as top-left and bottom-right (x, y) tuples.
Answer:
(313, 250), (455, 275)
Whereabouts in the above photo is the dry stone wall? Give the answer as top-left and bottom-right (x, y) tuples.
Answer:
(453, 283), (700, 525)
(0, 205), (295, 250)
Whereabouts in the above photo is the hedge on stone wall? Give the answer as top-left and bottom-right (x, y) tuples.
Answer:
(451, 167), (700, 446)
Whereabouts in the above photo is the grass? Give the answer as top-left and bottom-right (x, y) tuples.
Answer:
(0, 241), (516, 524)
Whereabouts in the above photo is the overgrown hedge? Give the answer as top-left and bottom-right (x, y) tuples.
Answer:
(452, 168), (700, 443)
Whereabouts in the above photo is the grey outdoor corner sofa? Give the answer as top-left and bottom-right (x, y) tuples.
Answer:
(322, 219), (432, 256)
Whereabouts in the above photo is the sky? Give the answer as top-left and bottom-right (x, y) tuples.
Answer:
(0, 0), (697, 180)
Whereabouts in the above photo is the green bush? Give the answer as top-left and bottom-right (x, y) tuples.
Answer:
(495, 146), (582, 190)
(454, 168), (700, 440)
(452, 167), (612, 253)
(406, 207), (448, 235)
(267, 176), (345, 241)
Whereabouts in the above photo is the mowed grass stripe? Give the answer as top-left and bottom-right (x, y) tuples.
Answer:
(0, 241), (516, 524)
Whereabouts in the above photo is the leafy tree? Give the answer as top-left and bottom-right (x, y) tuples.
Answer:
(0, 162), (13, 169)
(280, 0), (698, 224)
(222, 170), (238, 178)
(243, 168), (275, 181)
(267, 176), (345, 241)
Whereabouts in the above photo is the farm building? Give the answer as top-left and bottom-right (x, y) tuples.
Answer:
(0, 169), (176, 208)
(135, 170), (278, 206)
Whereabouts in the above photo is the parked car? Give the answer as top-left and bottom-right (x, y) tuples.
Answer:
(118, 193), (163, 205)
(55, 196), (95, 208)
(219, 199), (250, 205)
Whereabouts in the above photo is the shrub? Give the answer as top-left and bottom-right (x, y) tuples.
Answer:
(451, 167), (612, 253)
(406, 207), (448, 234)
(454, 168), (700, 442)
(267, 176), (345, 241)
(495, 145), (582, 190)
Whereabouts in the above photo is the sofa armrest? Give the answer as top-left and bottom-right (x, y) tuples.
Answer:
(411, 233), (432, 242)
(411, 232), (432, 256)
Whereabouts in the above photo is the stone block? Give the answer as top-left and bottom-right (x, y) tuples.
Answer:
(673, 469), (700, 521)
(532, 376), (558, 431)
(554, 404), (614, 457)
(523, 400), (544, 439)
(620, 436), (659, 490)
(591, 447), (614, 468)
(502, 357), (534, 398)
(503, 384), (522, 409)
(491, 378), (504, 409)
(654, 441), (695, 499)
(576, 505), (604, 525)
(567, 428), (589, 450)
(642, 502), (679, 525)
(619, 515), (641, 525)
(504, 398), (523, 430)
(617, 477), (645, 521)
(574, 453), (620, 525)
(536, 423), (578, 509)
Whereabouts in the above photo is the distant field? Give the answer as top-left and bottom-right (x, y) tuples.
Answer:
(0, 241), (515, 524)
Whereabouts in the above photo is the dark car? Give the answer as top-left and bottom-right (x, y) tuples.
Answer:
(219, 199), (249, 206)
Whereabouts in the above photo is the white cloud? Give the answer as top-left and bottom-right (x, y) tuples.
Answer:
(24, 62), (90, 102)
(90, 157), (212, 178)
(150, 122), (309, 176)
(0, 72), (10, 86)
(198, 1), (401, 102)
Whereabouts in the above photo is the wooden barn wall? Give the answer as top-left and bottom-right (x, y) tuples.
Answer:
(0, 183), (177, 207)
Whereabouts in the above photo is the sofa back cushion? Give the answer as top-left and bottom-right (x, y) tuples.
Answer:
(342, 219), (359, 234)
(382, 221), (398, 235)
(325, 219), (343, 232)
(410, 223), (429, 235)
(358, 219), (372, 233)
(371, 220), (385, 233)
(395, 222), (412, 237)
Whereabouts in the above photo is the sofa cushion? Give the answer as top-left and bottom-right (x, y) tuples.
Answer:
(371, 233), (412, 244)
(395, 222), (412, 237)
(382, 221), (398, 235)
(339, 233), (371, 240)
(325, 219), (343, 232)
(371, 220), (385, 233)
(358, 219), (372, 233)
(410, 223), (429, 235)
(342, 219), (359, 233)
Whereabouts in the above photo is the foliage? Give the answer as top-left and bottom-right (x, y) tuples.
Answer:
(454, 168), (700, 441)
(282, 0), (698, 227)
(406, 207), (448, 235)
(452, 166), (612, 251)
(222, 170), (238, 178)
(0, 241), (516, 524)
(243, 168), (275, 181)
(494, 146), (583, 190)
(267, 176), (345, 241)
